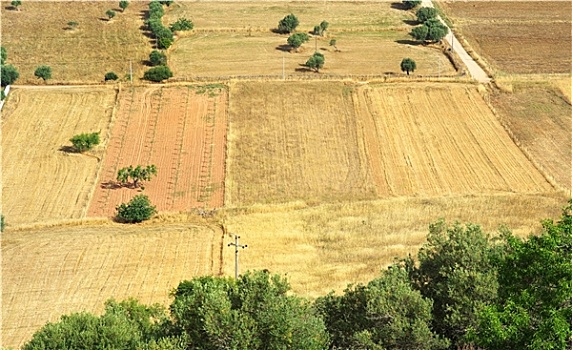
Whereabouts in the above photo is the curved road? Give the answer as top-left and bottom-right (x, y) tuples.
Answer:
(422, 0), (491, 83)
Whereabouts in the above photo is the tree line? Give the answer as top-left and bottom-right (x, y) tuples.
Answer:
(14, 200), (572, 350)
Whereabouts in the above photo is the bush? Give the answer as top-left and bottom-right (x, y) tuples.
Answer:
(1, 64), (19, 86)
(306, 52), (325, 72)
(116, 195), (157, 223)
(170, 17), (193, 31)
(106, 9), (116, 20)
(1, 46), (6, 65)
(143, 66), (173, 82)
(70, 132), (100, 153)
(400, 57), (417, 75)
(149, 50), (167, 66)
(119, 0), (129, 12)
(277, 13), (299, 34)
(403, 0), (422, 10)
(416, 7), (438, 23)
(34, 65), (52, 81)
(287, 32), (310, 49)
(104, 72), (119, 81)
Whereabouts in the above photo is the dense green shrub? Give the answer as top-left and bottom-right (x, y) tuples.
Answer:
(1, 64), (19, 86)
(149, 50), (167, 66)
(104, 72), (119, 81)
(34, 65), (52, 81)
(69, 132), (100, 153)
(143, 65), (173, 82)
(170, 17), (193, 31)
(277, 13), (299, 34)
(116, 195), (157, 223)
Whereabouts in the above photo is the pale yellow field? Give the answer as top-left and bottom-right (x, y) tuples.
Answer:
(1, 87), (117, 225)
(1, 220), (222, 349)
(226, 81), (553, 206)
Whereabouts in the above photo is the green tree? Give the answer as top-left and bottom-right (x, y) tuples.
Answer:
(403, 0), (422, 10)
(319, 20), (329, 35)
(313, 25), (321, 36)
(149, 1), (164, 18)
(416, 7), (438, 23)
(287, 32), (310, 50)
(22, 299), (168, 349)
(1, 64), (19, 86)
(116, 165), (158, 188)
(104, 72), (118, 81)
(34, 65), (52, 81)
(106, 9), (116, 20)
(67, 21), (79, 30)
(306, 52), (325, 72)
(170, 17), (193, 31)
(170, 270), (329, 350)
(408, 220), (502, 346)
(410, 19), (448, 43)
(116, 194), (157, 223)
(69, 132), (100, 153)
(119, 0), (129, 12)
(400, 57), (416, 75)
(277, 13), (299, 34)
(316, 265), (449, 350)
(149, 50), (167, 66)
(11, 0), (21, 11)
(1, 46), (7, 65)
(469, 200), (572, 350)
(143, 65), (173, 82)
(410, 25), (429, 41)
(329, 39), (338, 51)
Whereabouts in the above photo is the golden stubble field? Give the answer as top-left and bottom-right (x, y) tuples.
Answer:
(2, 219), (222, 349)
(226, 81), (553, 206)
(1, 86), (116, 225)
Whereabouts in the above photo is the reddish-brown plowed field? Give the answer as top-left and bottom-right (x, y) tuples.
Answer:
(88, 86), (228, 217)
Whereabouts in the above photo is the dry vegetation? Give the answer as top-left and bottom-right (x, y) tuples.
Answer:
(439, 1), (572, 74)
(0, 1), (151, 83)
(226, 81), (553, 206)
(1, 220), (222, 349)
(1, 87), (116, 225)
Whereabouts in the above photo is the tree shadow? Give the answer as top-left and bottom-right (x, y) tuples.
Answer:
(390, 2), (408, 10)
(101, 181), (123, 190)
(271, 28), (288, 34)
(58, 145), (78, 153)
(395, 39), (424, 46)
(275, 44), (293, 52)
(140, 10), (149, 20)
(403, 19), (420, 26)
(295, 65), (312, 73)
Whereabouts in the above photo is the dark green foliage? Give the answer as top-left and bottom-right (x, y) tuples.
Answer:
(1, 64), (19, 86)
(34, 65), (52, 81)
(1, 90), (5, 100)
(69, 132), (100, 153)
(469, 200), (572, 349)
(143, 65), (173, 82)
(159, 0), (173, 6)
(104, 72), (118, 81)
(317, 266), (449, 350)
(119, 0), (129, 12)
(117, 165), (158, 188)
(277, 13), (299, 34)
(1, 214), (5, 232)
(67, 21), (79, 29)
(416, 7), (438, 23)
(410, 18), (448, 43)
(1, 46), (7, 65)
(287, 32), (310, 49)
(320, 20), (329, 34)
(149, 1), (164, 18)
(11, 0), (21, 10)
(403, 0), (422, 10)
(106, 9), (116, 19)
(170, 17), (193, 31)
(313, 25), (321, 36)
(22, 299), (168, 350)
(116, 195), (157, 223)
(410, 25), (429, 41)
(170, 270), (329, 350)
(409, 220), (502, 345)
(400, 57), (416, 75)
(306, 52), (325, 72)
(149, 50), (167, 66)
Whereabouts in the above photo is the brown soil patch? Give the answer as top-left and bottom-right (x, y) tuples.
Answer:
(227, 82), (553, 207)
(1, 87), (116, 225)
(1, 221), (222, 349)
(87, 85), (227, 218)
(440, 1), (572, 74)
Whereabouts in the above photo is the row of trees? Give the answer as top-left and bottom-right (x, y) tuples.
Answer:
(19, 200), (572, 349)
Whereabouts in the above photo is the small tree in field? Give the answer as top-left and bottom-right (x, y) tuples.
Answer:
(170, 17), (193, 31)
(11, 0), (21, 11)
(70, 132), (100, 153)
(319, 20), (329, 36)
(104, 72), (118, 81)
(149, 50), (167, 66)
(403, 0), (421, 10)
(34, 65), (51, 81)
(287, 32), (310, 51)
(410, 18), (448, 43)
(116, 195), (156, 223)
(400, 58), (416, 75)
(306, 52), (325, 72)
(106, 9), (116, 20)
(143, 65), (172, 82)
(119, 0), (129, 12)
(117, 165), (158, 189)
(329, 39), (339, 52)
(277, 14), (299, 34)
(67, 21), (79, 30)
(416, 7), (438, 23)
(1, 65), (19, 86)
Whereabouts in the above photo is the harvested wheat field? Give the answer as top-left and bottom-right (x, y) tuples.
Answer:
(222, 193), (566, 298)
(1, 87), (116, 225)
(491, 82), (572, 193)
(226, 81), (553, 206)
(170, 31), (455, 78)
(1, 220), (222, 349)
(439, 1), (572, 74)
(88, 85), (227, 218)
(0, 1), (150, 83)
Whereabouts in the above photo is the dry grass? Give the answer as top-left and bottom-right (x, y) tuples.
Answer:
(226, 81), (553, 206)
(1, 1), (151, 84)
(490, 81), (572, 193)
(1, 221), (222, 349)
(439, 1), (572, 74)
(1, 86), (117, 225)
(221, 192), (567, 298)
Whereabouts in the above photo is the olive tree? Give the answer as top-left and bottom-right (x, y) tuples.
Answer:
(116, 195), (157, 223)
(400, 57), (416, 75)
(117, 165), (157, 189)
(403, 0), (422, 10)
(106, 9), (116, 20)
(1, 64), (19, 86)
(306, 52), (325, 72)
(34, 65), (51, 81)
(416, 7), (438, 23)
(149, 50), (167, 66)
(69, 132), (100, 153)
(11, 0), (21, 11)
(410, 18), (448, 43)
(143, 65), (172, 82)
(119, 0), (129, 12)
(277, 13), (299, 34)
(287, 32), (309, 50)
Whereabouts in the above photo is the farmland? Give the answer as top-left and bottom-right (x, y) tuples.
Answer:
(88, 85), (228, 218)
(439, 1), (572, 74)
(1, 87), (116, 225)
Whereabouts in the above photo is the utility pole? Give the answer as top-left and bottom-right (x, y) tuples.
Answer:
(129, 60), (133, 84)
(228, 235), (247, 279)
(282, 54), (285, 80)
